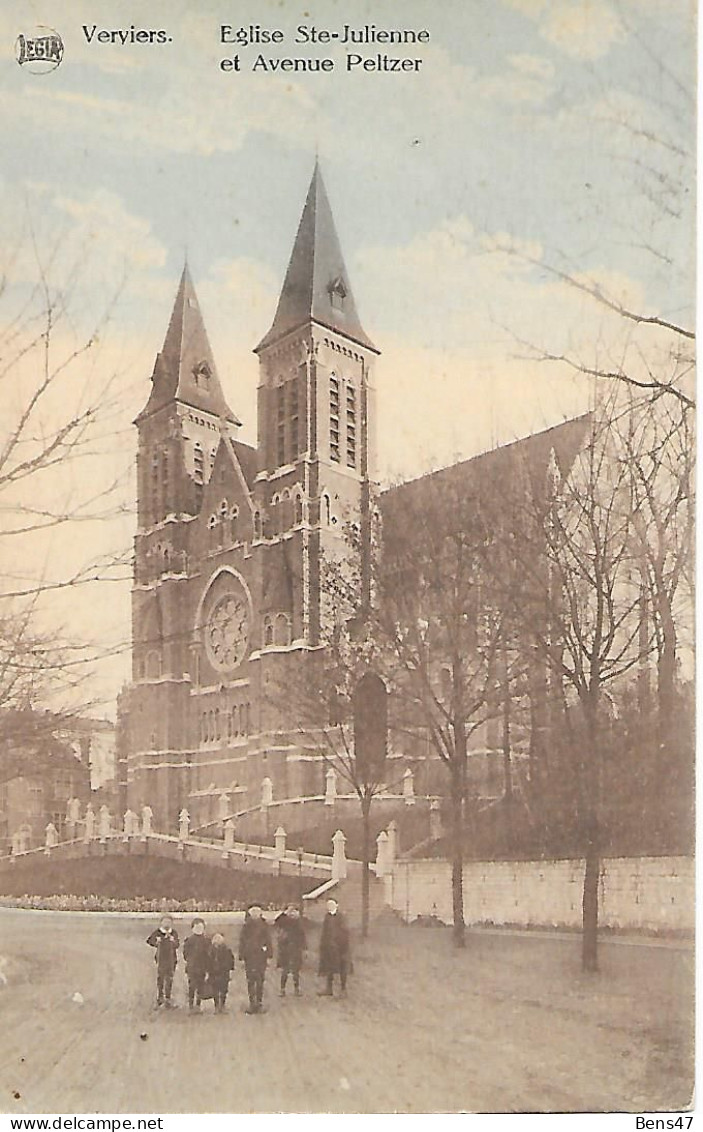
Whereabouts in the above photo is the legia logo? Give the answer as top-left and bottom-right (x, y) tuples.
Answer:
(15, 26), (64, 73)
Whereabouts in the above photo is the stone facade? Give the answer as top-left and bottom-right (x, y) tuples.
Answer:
(120, 165), (379, 833)
(118, 163), (592, 839)
(387, 856), (694, 933)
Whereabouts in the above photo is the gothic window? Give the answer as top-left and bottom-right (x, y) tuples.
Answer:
(274, 613), (292, 647)
(219, 499), (231, 543)
(293, 492), (304, 527)
(276, 384), (286, 466)
(321, 492), (331, 526)
(288, 380), (299, 460)
(151, 452), (160, 521)
(193, 361), (211, 388)
(329, 375), (340, 462)
(193, 444), (204, 484)
(162, 450), (169, 511)
(346, 384), (357, 468)
(263, 615), (274, 647)
(253, 509), (263, 540)
(329, 277), (347, 311)
(280, 488), (291, 532)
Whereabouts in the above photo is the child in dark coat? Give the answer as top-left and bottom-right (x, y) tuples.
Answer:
(239, 905), (272, 1014)
(183, 917), (211, 1013)
(208, 933), (235, 1014)
(318, 899), (351, 997)
(276, 906), (306, 996)
(146, 915), (180, 1007)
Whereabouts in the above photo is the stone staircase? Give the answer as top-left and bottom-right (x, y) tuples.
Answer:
(301, 864), (388, 930)
(334, 869), (388, 930)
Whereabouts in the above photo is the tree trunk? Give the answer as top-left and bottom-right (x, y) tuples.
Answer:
(502, 646), (513, 851)
(361, 793), (371, 938)
(581, 702), (601, 973)
(657, 598), (677, 746)
(582, 820), (600, 972)
(450, 761), (466, 948)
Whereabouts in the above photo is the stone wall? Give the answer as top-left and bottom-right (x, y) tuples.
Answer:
(386, 856), (693, 933)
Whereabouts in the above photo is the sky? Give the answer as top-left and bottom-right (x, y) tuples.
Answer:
(0, 0), (695, 717)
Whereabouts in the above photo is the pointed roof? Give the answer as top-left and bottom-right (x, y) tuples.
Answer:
(138, 264), (240, 423)
(255, 162), (378, 354)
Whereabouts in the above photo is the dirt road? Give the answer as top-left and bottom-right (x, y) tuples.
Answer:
(0, 910), (693, 1113)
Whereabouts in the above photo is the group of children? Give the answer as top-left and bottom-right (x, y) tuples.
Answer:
(146, 903), (309, 1015)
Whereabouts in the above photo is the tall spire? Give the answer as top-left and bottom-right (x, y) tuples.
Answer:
(255, 162), (378, 354)
(139, 263), (240, 423)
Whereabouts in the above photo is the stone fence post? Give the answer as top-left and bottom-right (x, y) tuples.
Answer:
(331, 829), (347, 880)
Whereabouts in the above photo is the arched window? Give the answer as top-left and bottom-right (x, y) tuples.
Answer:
(280, 488), (292, 532)
(193, 444), (204, 485)
(270, 494), (281, 536)
(253, 510), (262, 540)
(293, 492), (304, 526)
(145, 649), (161, 679)
(275, 613), (292, 647)
(151, 452), (160, 521)
(220, 499), (228, 519)
(321, 492), (331, 526)
(162, 450), (170, 511)
(193, 444), (204, 509)
(263, 616), (274, 647)
(329, 374), (340, 462)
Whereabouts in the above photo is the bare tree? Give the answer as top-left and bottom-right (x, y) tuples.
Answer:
(371, 471), (523, 948)
(267, 638), (393, 938)
(0, 225), (133, 767)
(621, 393), (694, 740)
(489, 11), (694, 414)
(505, 395), (658, 971)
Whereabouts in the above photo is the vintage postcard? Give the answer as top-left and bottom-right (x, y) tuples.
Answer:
(0, 0), (695, 1121)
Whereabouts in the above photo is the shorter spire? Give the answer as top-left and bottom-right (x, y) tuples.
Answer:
(140, 263), (240, 424)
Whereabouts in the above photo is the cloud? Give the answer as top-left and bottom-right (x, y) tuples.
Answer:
(352, 212), (672, 483)
(477, 53), (556, 104)
(504, 0), (624, 59)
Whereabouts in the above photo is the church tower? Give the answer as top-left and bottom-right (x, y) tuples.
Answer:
(254, 162), (380, 647)
(127, 265), (242, 825)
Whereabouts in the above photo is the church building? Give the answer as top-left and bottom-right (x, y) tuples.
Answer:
(119, 163), (380, 831)
(118, 163), (586, 835)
